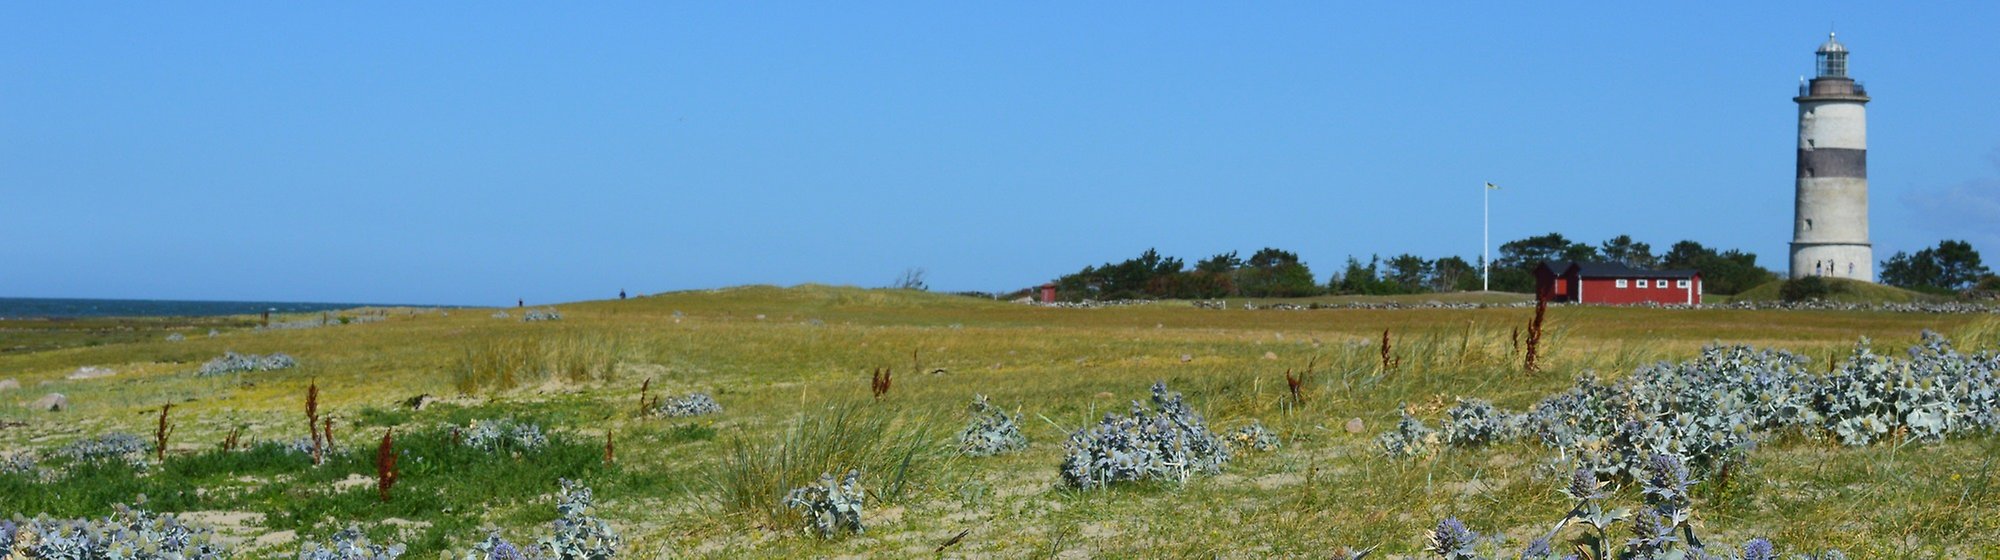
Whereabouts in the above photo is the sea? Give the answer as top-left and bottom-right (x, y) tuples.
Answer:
(0, 297), (428, 319)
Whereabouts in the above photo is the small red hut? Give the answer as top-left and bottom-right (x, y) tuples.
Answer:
(1534, 261), (1702, 306)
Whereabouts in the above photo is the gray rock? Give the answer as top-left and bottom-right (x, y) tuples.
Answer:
(32, 393), (67, 411)
(1344, 417), (1366, 434)
(403, 394), (439, 411)
(0, 378), (18, 392)
(66, 366), (115, 380)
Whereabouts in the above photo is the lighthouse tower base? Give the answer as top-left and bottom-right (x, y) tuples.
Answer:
(1789, 242), (1873, 282)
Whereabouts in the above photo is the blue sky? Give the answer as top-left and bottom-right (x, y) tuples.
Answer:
(4, 3), (1997, 305)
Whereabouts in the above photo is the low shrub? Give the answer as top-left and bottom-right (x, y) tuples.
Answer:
(196, 351), (297, 376)
(1419, 455), (1848, 560)
(956, 395), (1027, 457)
(0, 453), (38, 477)
(1779, 276), (1834, 302)
(1375, 406), (1438, 459)
(461, 479), (621, 560)
(648, 393), (722, 418)
(1380, 331), (2000, 483)
(784, 470), (865, 539)
(456, 419), (549, 455)
(522, 308), (563, 322)
(0, 505), (227, 559)
(297, 526), (407, 559)
(1439, 398), (1520, 448)
(1059, 381), (1230, 489)
(53, 433), (150, 472)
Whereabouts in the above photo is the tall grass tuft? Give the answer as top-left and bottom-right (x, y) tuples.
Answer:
(714, 403), (951, 529)
(451, 331), (626, 394)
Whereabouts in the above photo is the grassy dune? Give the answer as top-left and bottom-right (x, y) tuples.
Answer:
(1730, 277), (1945, 304)
(2, 285), (1997, 557)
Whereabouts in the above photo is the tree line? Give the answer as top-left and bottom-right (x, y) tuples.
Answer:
(1046, 233), (1800, 301)
(1045, 235), (1998, 301)
(1879, 240), (1993, 294)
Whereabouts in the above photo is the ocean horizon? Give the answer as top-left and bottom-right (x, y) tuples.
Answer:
(0, 297), (447, 319)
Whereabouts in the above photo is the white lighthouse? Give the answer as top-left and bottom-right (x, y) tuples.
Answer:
(1790, 33), (1873, 281)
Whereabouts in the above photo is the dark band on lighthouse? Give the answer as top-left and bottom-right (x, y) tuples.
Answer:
(1796, 148), (1866, 178)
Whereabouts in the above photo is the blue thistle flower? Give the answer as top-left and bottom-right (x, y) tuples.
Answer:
(1741, 538), (1776, 560)
(1519, 537), (1553, 559)
(1426, 517), (1479, 560)
(1562, 467), (1603, 502)
(1625, 508), (1678, 557)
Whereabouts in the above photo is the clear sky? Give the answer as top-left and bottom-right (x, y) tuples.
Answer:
(5, 3), (1997, 306)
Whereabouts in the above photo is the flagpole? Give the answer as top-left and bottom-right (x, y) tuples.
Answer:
(1482, 183), (1490, 292)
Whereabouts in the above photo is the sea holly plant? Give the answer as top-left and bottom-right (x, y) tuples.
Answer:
(1426, 454), (1846, 560)
(196, 350), (298, 376)
(1375, 405), (1437, 459)
(538, 479), (622, 559)
(957, 394), (1028, 457)
(456, 418), (550, 455)
(297, 526), (407, 560)
(0, 504), (228, 559)
(648, 392), (722, 418)
(1440, 398), (1519, 448)
(456, 479), (621, 560)
(1059, 381), (1230, 489)
(1380, 331), (2000, 484)
(784, 470), (866, 539)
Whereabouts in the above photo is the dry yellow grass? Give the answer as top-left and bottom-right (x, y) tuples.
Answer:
(2, 285), (1996, 557)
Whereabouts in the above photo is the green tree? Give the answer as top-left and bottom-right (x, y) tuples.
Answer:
(1881, 240), (1991, 292)
(1599, 235), (1658, 269)
(1195, 251), (1242, 274)
(1488, 233), (1596, 293)
(1497, 233), (1597, 270)
(1238, 247), (1319, 297)
(1658, 240), (1776, 295)
(1661, 240), (1714, 270)
(1430, 256), (1479, 292)
(1330, 256), (1379, 295)
(1052, 248), (1185, 301)
(1383, 254), (1431, 293)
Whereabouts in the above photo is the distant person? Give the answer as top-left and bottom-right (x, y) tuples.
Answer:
(518, 298), (524, 308)
(620, 289), (627, 300)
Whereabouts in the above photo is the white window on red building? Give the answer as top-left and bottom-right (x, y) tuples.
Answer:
(1616, 279), (1629, 288)
(1677, 279), (1690, 288)
(1636, 279), (1649, 288)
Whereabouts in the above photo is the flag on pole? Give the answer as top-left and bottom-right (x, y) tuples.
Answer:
(1486, 182), (1500, 190)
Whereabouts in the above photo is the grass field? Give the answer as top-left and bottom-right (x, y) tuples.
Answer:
(2, 285), (1997, 557)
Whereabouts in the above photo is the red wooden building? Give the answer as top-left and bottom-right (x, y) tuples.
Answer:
(1534, 261), (1703, 305)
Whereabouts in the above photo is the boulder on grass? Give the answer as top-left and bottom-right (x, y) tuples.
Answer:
(0, 378), (19, 392)
(32, 393), (67, 412)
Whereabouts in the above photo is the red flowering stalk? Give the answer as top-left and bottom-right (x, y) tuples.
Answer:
(377, 428), (397, 503)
